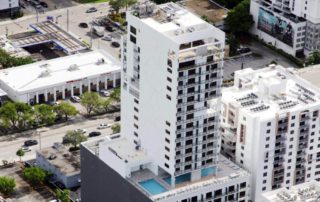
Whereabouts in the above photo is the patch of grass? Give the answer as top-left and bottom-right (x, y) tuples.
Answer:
(78, 0), (108, 3)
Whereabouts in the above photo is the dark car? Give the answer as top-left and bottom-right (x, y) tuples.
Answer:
(24, 140), (38, 146)
(79, 22), (89, 28)
(237, 47), (251, 54)
(39, 2), (48, 8)
(114, 116), (121, 122)
(111, 41), (120, 48)
(86, 7), (97, 13)
(105, 26), (115, 32)
(89, 131), (101, 137)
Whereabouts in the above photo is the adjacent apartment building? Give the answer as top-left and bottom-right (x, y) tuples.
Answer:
(250, 0), (320, 56)
(221, 65), (320, 201)
(261, 180), (320, 201)
(0, 0), (19, 17)
(81, 2), (251, 202)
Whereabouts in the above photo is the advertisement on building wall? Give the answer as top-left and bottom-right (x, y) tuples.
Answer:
(257, 7), (294, 47)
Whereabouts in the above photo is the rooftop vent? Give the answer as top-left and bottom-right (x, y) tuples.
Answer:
(68, 64), (79, 71)
(38, 69), (51, 78)
(96, 58), (105, 65)
(187, 27), (195, 32)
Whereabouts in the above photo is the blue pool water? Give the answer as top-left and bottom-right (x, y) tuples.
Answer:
(163, 173), (191, 185)
(201, 167), (216, 177)
(139, 179), (168, 195)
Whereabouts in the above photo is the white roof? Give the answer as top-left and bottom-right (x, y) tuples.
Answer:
(222, 65), (320, 117)
(0, 50), (120, 94)
(102, 137), (148, 163)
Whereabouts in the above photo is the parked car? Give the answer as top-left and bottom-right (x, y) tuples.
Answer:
(101, 36), (112, 41)
(24, 140), (38, 147)
(21, 146), (31, 152)
(99, 90), (110, 97)
(105, 26), (115, 32)
(237, 47), (251, 54)
(89, 131), (101, 137)
(86, 7), (97, 13)
(74, 129), (87, 134)
(111, 41), (120, 48)
(71, 96), (81, 102)
(39, 2), (48, 8)
(79, 22), (89, 28)
(97, 123), (109, 129)
(114, 115), (121, 122)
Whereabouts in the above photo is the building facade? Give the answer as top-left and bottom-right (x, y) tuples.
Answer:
(221, 65), (320, 201)
(81, 2), (252, 202)
(0, 0), (19, 17)
(250, 0), (320, 56)
(261, 180), (320, 201)
(0, 50), (120, 104)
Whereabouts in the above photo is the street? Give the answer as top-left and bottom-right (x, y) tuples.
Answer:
(0, 2), (121, 59)
(0, 115), (116, 163)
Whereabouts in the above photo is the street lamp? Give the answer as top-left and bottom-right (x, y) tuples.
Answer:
(36, 129), (42, 150)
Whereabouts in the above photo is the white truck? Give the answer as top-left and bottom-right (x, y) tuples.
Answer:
(93, 26), (105, 37)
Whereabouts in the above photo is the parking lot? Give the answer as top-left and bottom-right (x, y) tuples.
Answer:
(223, 40), (299, 81)
(0, 2), (121, 59)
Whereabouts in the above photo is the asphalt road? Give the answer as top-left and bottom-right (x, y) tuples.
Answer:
(0, 2), (121, 59)
(0, 115), (117, 163)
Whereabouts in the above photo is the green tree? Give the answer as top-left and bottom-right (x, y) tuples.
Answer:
(56, 189), (71, 202)
(23, 167), (46, 185)
(80, 92), (102, 116)
(54, 102), (78, 121)
(227, 33), (240, 56)
(34, 104), (56, 125)
(306, 51), (320, 66)
(111, 123), (120, 134)
(110, 88), (120, 103)
(0, 102), (18, 128)
(0, 176), (16, 195)
(225, 0), (253, 35)
(15, 102), (34, 129)
(62, 131), (88, 149)
(100, 99), (111, 113)
(16, 148), (25, 162)
(0, 49), (33, 68)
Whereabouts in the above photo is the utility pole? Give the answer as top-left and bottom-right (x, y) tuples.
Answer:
(5, 26), (8, 37)
(67, 9), (69, 32)
(35, 8), (39, 23)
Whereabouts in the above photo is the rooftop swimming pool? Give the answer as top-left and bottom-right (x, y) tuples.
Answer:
(163, 173), (191, 185)
(201, 167), (216, 177)
(139, 179), (168, 195)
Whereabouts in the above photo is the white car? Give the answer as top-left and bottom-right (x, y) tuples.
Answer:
(21, 146), (31, 152)
(71, 96), (81, 103)
(97, 123), (109, 129)
(100, 90), (110, 97)
(74, 129), (87, 134)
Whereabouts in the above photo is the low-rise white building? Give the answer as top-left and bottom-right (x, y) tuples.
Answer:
(36, 146), (81, 189)
(0, 0), (19, 17)
(221, 65), (320, 201)
(261, 180), (320, 202)
(0, 50), (121, 104)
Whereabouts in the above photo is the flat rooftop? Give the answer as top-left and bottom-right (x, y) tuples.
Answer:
(82, 136), (250, 201)
(131, 2), (222, 40)
(37, 146), (80, 176)
(0, 50), (120, 93)
(0, 35), (30, 58)
(262, 180), (320, 202)
(11, 21), (88, 54)
(223, 65), (320, 116)
(100, 137), (149, 163)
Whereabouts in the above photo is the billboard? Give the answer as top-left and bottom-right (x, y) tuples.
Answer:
(257, 7), (294, 47)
